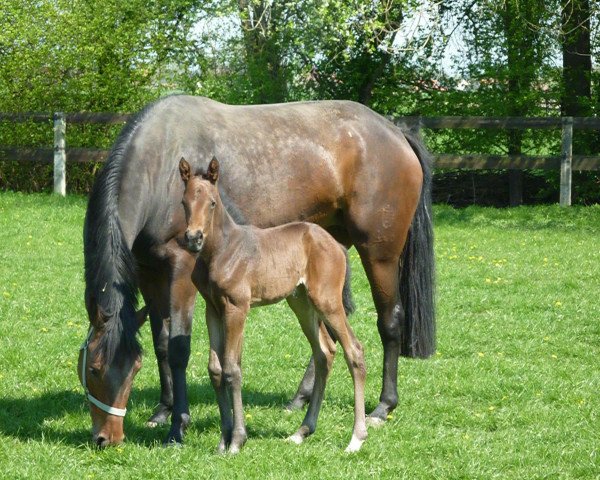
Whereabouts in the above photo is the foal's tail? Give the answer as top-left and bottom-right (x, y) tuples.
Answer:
(399, 130), (436, 358)
(342, 248), (356, 317)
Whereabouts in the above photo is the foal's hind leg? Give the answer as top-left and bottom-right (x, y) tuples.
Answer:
(286, 292), (335, 444)
(318, 309), (367, 452)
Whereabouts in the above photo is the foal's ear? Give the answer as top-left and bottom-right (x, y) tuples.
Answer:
(179, 157), (191, 183)
(203, 157), (219, 184)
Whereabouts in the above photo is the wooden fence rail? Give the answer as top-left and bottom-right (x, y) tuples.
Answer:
(1, 112), (600, 205)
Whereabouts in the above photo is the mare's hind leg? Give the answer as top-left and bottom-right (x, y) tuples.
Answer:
(138, 267), (173, 427)
(286, 291), (336, 444)
(357, 250), (406, 425)
(285, 324), (338, 411)
(285, 358), (315, 411)
(346, 173), (419, 424)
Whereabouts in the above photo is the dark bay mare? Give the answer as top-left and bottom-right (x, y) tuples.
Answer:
(79, 95), (435, 447)
(179, 157), (367, 453)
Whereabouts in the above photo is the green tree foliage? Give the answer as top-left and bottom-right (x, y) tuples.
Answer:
(0, 0), (199, 113)
(0, 0), (598, 202)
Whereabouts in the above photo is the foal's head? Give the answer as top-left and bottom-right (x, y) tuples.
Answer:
(179, 157), (220, 253)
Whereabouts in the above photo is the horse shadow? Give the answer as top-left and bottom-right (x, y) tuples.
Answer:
(0, 382), (293, 447)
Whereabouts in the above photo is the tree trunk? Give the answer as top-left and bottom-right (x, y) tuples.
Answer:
(561, 0), (592, 153)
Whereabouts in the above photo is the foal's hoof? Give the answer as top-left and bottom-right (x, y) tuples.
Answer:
(344, 433), (367, 453)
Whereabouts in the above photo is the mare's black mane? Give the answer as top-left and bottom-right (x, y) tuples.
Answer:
(84, 96), (247, 363)
(83, 100), (162, 363)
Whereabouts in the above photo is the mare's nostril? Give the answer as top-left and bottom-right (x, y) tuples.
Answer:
(96, 435), (109, 448)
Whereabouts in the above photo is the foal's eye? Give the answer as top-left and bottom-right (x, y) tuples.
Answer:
(210, 200), (216, 208)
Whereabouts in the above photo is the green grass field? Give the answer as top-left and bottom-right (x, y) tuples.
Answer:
(0, 192), (598, 479)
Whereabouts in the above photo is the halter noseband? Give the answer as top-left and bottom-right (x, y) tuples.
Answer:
(80, 328), (127, 417)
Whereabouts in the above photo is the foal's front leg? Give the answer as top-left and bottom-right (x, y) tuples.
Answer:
(205, 303), (233, 453)
(221, 303), (249, 454)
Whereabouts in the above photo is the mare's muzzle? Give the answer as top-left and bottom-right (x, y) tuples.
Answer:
(184, 230), (204, 252)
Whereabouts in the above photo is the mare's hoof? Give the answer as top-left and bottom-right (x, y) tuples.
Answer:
(163, 425), (185, 447)
(147, 404), (172, 428)
(286, 433), (304, 445)
(365, 416), (386, 428)
(228, 445), (242, 455)
(163, 439), (183, 448)
(284, 396), (309, 412)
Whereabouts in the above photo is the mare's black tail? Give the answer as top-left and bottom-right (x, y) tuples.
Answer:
(399, 130), (436, 358)
(342, 249), (356, 317)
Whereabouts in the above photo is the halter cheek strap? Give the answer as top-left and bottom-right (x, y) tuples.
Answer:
(80, 328), (127, 417)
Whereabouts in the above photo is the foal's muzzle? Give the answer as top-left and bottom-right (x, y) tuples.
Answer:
(184, 230), (204, 252)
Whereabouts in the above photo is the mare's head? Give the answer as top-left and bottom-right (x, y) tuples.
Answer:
(77, 302), (147, 447)
(179, 157), (220, 253)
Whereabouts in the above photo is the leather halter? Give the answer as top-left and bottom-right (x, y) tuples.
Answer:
(79, 328), (127, 417)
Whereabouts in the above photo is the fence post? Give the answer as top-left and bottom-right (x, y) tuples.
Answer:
(53, 112), (66, 196)
(560, 117), (573, 207)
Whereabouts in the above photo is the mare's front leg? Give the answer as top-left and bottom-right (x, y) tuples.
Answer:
(164, 248), (198, 445)
(221, 303), (250, 454)
(138, 266), (173, 427)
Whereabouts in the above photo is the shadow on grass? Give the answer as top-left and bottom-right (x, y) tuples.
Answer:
(0, 382), (292, 447)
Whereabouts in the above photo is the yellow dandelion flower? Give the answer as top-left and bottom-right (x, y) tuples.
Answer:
(478, 352), (485, 357)
(554, 301), (562, 307)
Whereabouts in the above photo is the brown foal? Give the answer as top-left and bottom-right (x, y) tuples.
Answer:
(179, 157), (367, 453)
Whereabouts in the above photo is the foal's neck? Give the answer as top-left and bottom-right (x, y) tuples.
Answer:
(201, 196), (243, 260)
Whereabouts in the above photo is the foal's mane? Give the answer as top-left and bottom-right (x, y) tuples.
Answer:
(83, 98), (168, 363)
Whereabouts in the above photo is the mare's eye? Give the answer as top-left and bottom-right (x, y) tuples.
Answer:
(89, 367), (100, 377)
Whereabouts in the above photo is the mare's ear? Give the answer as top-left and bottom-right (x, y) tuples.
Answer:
(136, 305), (149, 327)
(179, 157), (191, 183)
(89, 301), (110, 329)
(203, 157), (219, 184)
